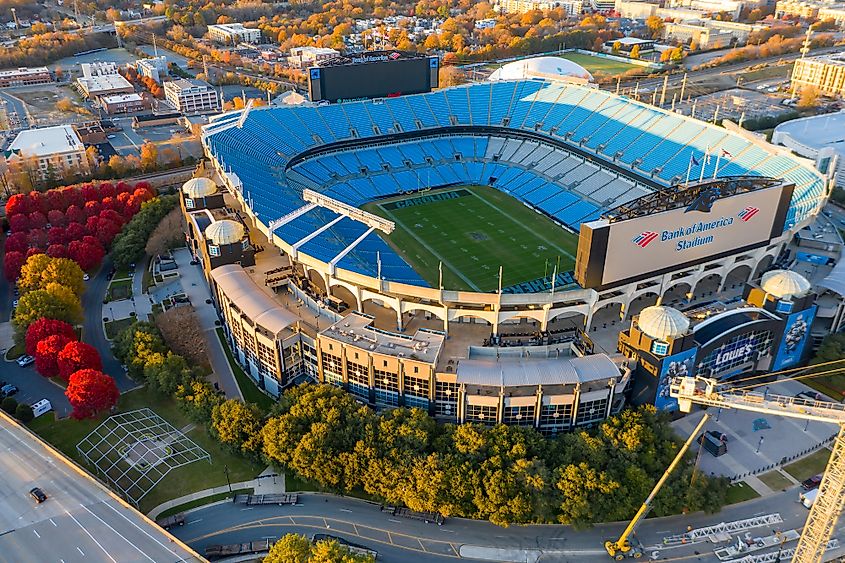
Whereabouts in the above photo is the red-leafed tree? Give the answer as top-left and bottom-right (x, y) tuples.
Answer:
(5, 193), (32, 217)
(98, 182), (116, 199)
(65, 369), (119, 419)
(95, 219), (122, 247)
(3, 251), (26, 282)
(81, 183), (99, 202)
(48, 226), (68, 246)
(68, 239), (105, 271)
(83, 200), (101, 217)
(25, 317), (76, 356)
(27, 229), (48, 250)
(46, 244), (68, 258)
(8, 213), (30, 233)
(4, 232), (28, 254)
(44, 190), (68, 213)
(57, 341), (102, 382)
(65, 188), (84, 209)
(65, 222), (86, 242)
(35, 333), (74, 377)
(47, 209), (67, 228)
(65, 205), (86, 225)
(99, 209), (124, 228)
(25, 247), (44, 259)
(28, 211), (47, 230)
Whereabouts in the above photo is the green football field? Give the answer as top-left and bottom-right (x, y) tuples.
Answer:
(363, 185), (578, 292)
(558, 52), (640, 76)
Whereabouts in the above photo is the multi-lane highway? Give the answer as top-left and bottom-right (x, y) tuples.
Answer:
(0, 411), (202, 562)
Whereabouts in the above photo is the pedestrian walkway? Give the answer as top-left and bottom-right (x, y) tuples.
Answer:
(147, 467), (286, 520)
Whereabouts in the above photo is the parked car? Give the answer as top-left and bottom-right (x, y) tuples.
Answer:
(16, 355), (34, 367)
(802, 474), (823, 491)
(1, 384), (18, 397)
(29, 487), (47, 503)
(83, 274), (90, 281)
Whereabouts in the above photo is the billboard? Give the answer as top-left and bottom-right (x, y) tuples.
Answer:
(309, 53), (438, 102)
(655, 347), (697, 412)
(772, 305), (817, 371)
(575, 183), (792, 289)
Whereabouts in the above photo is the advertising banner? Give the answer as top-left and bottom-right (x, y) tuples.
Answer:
(796, 252), (831, 266)
(772, 305), (817, 371)
(655, 347), (697, 412)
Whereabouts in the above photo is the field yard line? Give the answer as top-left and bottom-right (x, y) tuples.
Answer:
(378, 205), (482, 292)
(468, 188), (577, 260)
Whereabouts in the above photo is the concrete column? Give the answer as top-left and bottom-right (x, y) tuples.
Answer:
(534, 386), (543, 429)
(570, 383), (581, 431)
(497, 388), (505, 425)
(540, 305), (551, 332)
(442, 306), (449, 334)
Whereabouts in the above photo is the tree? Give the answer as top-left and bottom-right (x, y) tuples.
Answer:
(798, 85), (819, 109)
(57, 341), (102, 382)
(175, 380), (224, 423)
(140, 141), (159, 171)
(25, 317), (76, 356)
(646, 16), (664, 39)
(629, 45), (640, 59)
(145, 207), (184, 258)
(154, 306), (209, 369)
(3, 251), (26, 282)
(68, 239), (105, 271)
(17, 255), (85, 297)
(264, 534), (375, 563)
(13, 283), (83, 336)
(211, 399), (263, 456)
(65, 369), (120, 419)
(15, 403), (34, 423)
(142, 351), (194, 395)
(2, 397), (17, 415)
(56, 97), (75, 112)
(35, 333), (74, 377)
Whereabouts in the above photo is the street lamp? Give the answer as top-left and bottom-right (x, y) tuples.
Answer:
(756, 435), (765, 454)
(224, 464), (231, 493)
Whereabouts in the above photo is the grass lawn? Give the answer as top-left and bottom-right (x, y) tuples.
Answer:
(28, 386), (263, 514)
(725, 481), (760, 504)
(108, 279), (133, 301)
(559, 52), (641, 76)
(4, 342), (24, 360)
(758, 470), (793, 491)
(363, 185), (579, 292)
(803, 376), (845, 402)
(156, 488), (253, 519)
(104, 317), (134, 340)
(113, 266), (132, 280)
(784, 448), (832, 482)
(215, 328), (275, 412)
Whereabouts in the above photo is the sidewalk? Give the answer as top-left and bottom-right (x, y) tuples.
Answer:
(147, 467), (285, 520)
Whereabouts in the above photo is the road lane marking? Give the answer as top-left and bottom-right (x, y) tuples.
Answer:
(50, 519), (57, 527)
(338, 509), (352, 513)
(240, 507), (254, 511)
(101, 501), (190, 562)
(187, 519), (202, 525)
(33, 530), (40, 538)
(65, 510), (117, 563)
(80, 504), (155, 562)
(439, 528), (455, 533)
(388, 519), (401, 523)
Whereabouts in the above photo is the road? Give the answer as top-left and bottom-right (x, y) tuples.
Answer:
(0, 410), (202, 562)
(172, 485), (845, 563)
(80, 256), (136, 392)
(0, 90), (29, 129)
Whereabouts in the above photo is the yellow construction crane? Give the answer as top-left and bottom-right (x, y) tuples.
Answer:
(605, 413), (710, 560)
(670, 376), (845, 563)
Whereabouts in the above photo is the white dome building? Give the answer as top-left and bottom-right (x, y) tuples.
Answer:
(182, 177), (218, 199)
(205, 219), (245, 246)
(761, 270), (811, 300)
(637, 305), (690, 341)
(488, 56), (594, 84)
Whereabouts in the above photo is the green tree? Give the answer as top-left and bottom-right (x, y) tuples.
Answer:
(211, 399), (264, 456)
(175, 380), (223, 423)
(2, 397), (18, 415)
(143, 351), (193, 395)
(15, 403), (34, 423)
(110, 196), (178, 269)
(13, 283), (83, 336)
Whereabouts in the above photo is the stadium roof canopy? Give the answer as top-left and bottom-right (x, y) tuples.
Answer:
(456, 354), (620, 387)
(211, 265), (299, 334)
(489, 56), (593, 83)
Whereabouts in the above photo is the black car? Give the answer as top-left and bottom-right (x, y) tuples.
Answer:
(29, 487), (47, 503)
(802, 474), (823, 491)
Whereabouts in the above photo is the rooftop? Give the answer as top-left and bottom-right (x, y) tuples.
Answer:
(210, 265), (300, 335)
(0, 66), (48, 77)
(208, 23), (253, 32)
(8, 125), (84, 157)
(165, 78), (214, 92)
(100, 92), (144, 103)
(320, 312), (445, 364)
(76, 73), (132, 94)
(774, 110), (845, 161)
(456, 354), (623, 388)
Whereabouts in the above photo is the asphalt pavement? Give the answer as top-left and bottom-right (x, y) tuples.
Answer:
(172, 485), (845, 563)
(0, 410), (202, 562)
(81, 257), (136, 392)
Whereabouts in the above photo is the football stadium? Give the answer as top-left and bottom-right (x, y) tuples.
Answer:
(187, 54), (832, 429)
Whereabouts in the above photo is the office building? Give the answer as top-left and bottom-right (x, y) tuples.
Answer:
(495, 0), (584, 15)
(136, 56), (168, 83)
(164, 79), (221, 114)
(0, 66), (51, 88)
(288, 46), (340, 69)
(99, 93), (150, 115)
(791, 52), (845, 97)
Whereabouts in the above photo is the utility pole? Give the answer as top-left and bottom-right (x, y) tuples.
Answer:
(679, 72), (688, 102)
(659, 74), (668, 107)
(791, 27), (813, 100)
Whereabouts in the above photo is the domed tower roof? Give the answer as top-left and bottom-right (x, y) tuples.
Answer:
(637, 305), (690, 340)
(182, 177), (218, 198)
(204, 220), (244, 245)
(488, 56), (594, 83)
(761, 270), (810, 299)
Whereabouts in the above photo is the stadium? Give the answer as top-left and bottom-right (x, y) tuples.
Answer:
(189, 57), (831, 428)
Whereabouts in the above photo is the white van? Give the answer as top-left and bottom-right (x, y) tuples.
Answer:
(31, 399), (52, 418)
(800, 488), (819, 509)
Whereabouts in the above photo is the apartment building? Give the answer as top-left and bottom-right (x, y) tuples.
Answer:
(207, 23), (261, 44)
(791, 52), (845, 97)
(5, 125), (90, 180)
(164, 79), (221, 114)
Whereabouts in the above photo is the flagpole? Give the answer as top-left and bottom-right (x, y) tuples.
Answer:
(438, 261), (443, 291)
(684, 152), (694, 185)
(698, 145), (709, 183)
(550, 263), (558, 297)
(498, 265), (503, 295)
(712, 152), (721, 180)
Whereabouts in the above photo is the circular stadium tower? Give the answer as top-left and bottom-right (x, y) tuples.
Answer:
(201, 78), (828, 335)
